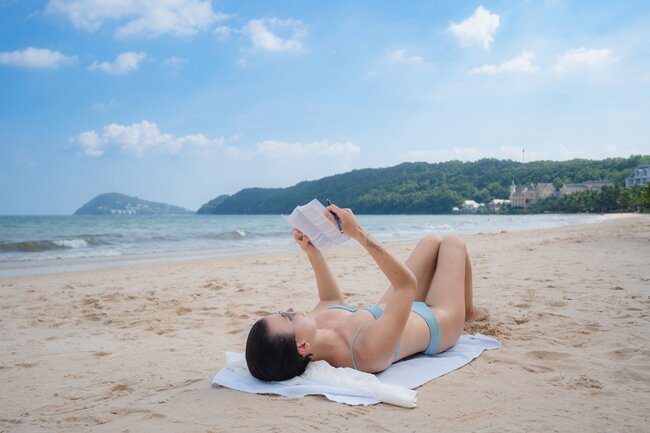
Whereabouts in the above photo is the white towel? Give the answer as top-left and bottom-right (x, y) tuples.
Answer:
(212, 333), (500, 407)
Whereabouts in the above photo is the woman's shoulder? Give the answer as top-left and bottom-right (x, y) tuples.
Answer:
(314, 305), (375, 330)
(314, 305), (355, 325)
(311, 301), (357, 314)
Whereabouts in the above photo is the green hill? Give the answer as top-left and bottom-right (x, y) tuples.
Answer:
(74, 193), (193, 215)
(197, 155), (650, 214)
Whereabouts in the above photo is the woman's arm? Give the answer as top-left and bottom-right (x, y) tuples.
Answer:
(293, 229), (344, 310)
(351, 227), (417, 355)
(354, 227), (417, 293)
(324, 206), (416, 293)
(325, 205), (416, 371)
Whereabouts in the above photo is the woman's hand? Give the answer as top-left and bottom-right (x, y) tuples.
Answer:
(293, 229), (343, 308)
(292, 229), (320, 256)
(324, 204), (362, 239)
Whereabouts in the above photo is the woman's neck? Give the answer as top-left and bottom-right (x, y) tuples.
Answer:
(308, 328), (345, 363)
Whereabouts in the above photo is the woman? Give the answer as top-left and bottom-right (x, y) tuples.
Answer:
(245, 204), (487, 381)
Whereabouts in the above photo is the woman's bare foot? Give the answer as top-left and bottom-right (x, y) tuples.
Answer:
(466, 306), (489, 322)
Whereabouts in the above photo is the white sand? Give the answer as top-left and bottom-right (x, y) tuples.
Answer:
(1, 214), (649, 432)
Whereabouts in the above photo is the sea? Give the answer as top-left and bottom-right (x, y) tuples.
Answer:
(0, 213), (604, 277)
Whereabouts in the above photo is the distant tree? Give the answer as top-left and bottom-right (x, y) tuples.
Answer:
(640, 183), (650, 211)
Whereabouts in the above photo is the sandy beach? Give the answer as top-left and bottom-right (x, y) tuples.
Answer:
(1, 214), (649, 432)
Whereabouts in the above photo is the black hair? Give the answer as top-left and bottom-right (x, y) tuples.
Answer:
(245, 318), (312, 381)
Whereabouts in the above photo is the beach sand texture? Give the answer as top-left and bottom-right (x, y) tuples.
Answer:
(1, 215), (649, 432)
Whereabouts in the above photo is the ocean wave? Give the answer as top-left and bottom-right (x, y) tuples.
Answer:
(207, 230), (249, 241)
(0, 238), (89, 252)
(52, 239), (89, 249)
(427, 224), (454, 232)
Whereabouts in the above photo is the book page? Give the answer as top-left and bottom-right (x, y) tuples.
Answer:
(282, 199), (349, 249)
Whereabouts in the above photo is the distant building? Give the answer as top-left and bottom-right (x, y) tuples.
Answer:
(560, 183), (586, 195)
(509, 182), (556, 210)
(461, 200), (483, 214)
(487, 199), (510, 213)
(626, 165), (650, 188)
(560, 181), (614, 196)
(510, 183), (535, 209)
(535, 183), (556, 199)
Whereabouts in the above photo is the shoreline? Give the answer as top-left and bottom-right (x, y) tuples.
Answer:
(1, 214), (649, 432)
(0, 212), (618, 279)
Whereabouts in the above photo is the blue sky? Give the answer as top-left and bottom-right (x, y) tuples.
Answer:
(1, 0), (649, 214)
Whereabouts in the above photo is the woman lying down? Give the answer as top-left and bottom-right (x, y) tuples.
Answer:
(246, 204), (488, 381)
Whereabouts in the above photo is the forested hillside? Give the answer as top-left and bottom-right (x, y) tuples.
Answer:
(197, 155), (650, 214)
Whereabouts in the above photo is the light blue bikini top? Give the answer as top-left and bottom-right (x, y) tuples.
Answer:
(328, 303), (383, 319)
(327, 304), (400, 369)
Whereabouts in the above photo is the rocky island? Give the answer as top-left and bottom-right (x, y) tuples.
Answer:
(74, 193), (193, 215)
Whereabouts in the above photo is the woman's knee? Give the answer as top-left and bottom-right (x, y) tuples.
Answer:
(440, 235), (467, 253)
(418, 234), (442, 250)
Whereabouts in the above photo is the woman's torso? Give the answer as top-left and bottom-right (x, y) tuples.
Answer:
(313, 305), (431, 371)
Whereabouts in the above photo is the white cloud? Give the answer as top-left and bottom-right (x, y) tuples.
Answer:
(402, 147), (488, 163)
(246, 18), (305, 53)
(75, 130), (103, 156)
(256, 140), (360, 158)
(497, 145), (546, 162)
(71, 120), (224, 157)
(164, 56), (188, 67)
(44, 0), (221, 38)
(88, 51), (146, 75)
(470, 50), (538, 74)
(388, 49), (424, 65)
(214, 26), (232, 41)
(545, 143), (621, 160)
(224, 140), (361, 160)
(223, 146), (254, 159)
(0, 47), (75, 68)
(553, 47), (614, 74)
(500, 144), (624, 162)
(403, 143), (624, 163)
(403, 146), (537, 163)
(448, 6), (500, 49)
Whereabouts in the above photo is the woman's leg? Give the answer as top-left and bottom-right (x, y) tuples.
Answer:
(463, 254), (488, 322)
(464, 254), (474, 318)
(379, 235), (486, 321)
(426, 236), (469, 350)
(377, 234), (441, 304)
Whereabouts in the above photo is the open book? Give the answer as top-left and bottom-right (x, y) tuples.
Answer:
(282, 199), (350, 250)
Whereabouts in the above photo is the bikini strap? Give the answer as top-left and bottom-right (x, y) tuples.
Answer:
(350, 322), (372, 370)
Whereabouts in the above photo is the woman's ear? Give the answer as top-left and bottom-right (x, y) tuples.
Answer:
(297, 341), (311, 357)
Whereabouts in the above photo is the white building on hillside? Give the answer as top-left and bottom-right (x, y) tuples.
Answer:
(461, 200), (483, 214)
(487, 199), (510, 213)
(560, 181), (613, 196)
(509, 182), (556, 210)
(626, 165), (650, 188)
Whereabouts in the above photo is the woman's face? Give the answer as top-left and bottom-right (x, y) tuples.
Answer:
(264, 308), (316, 344)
